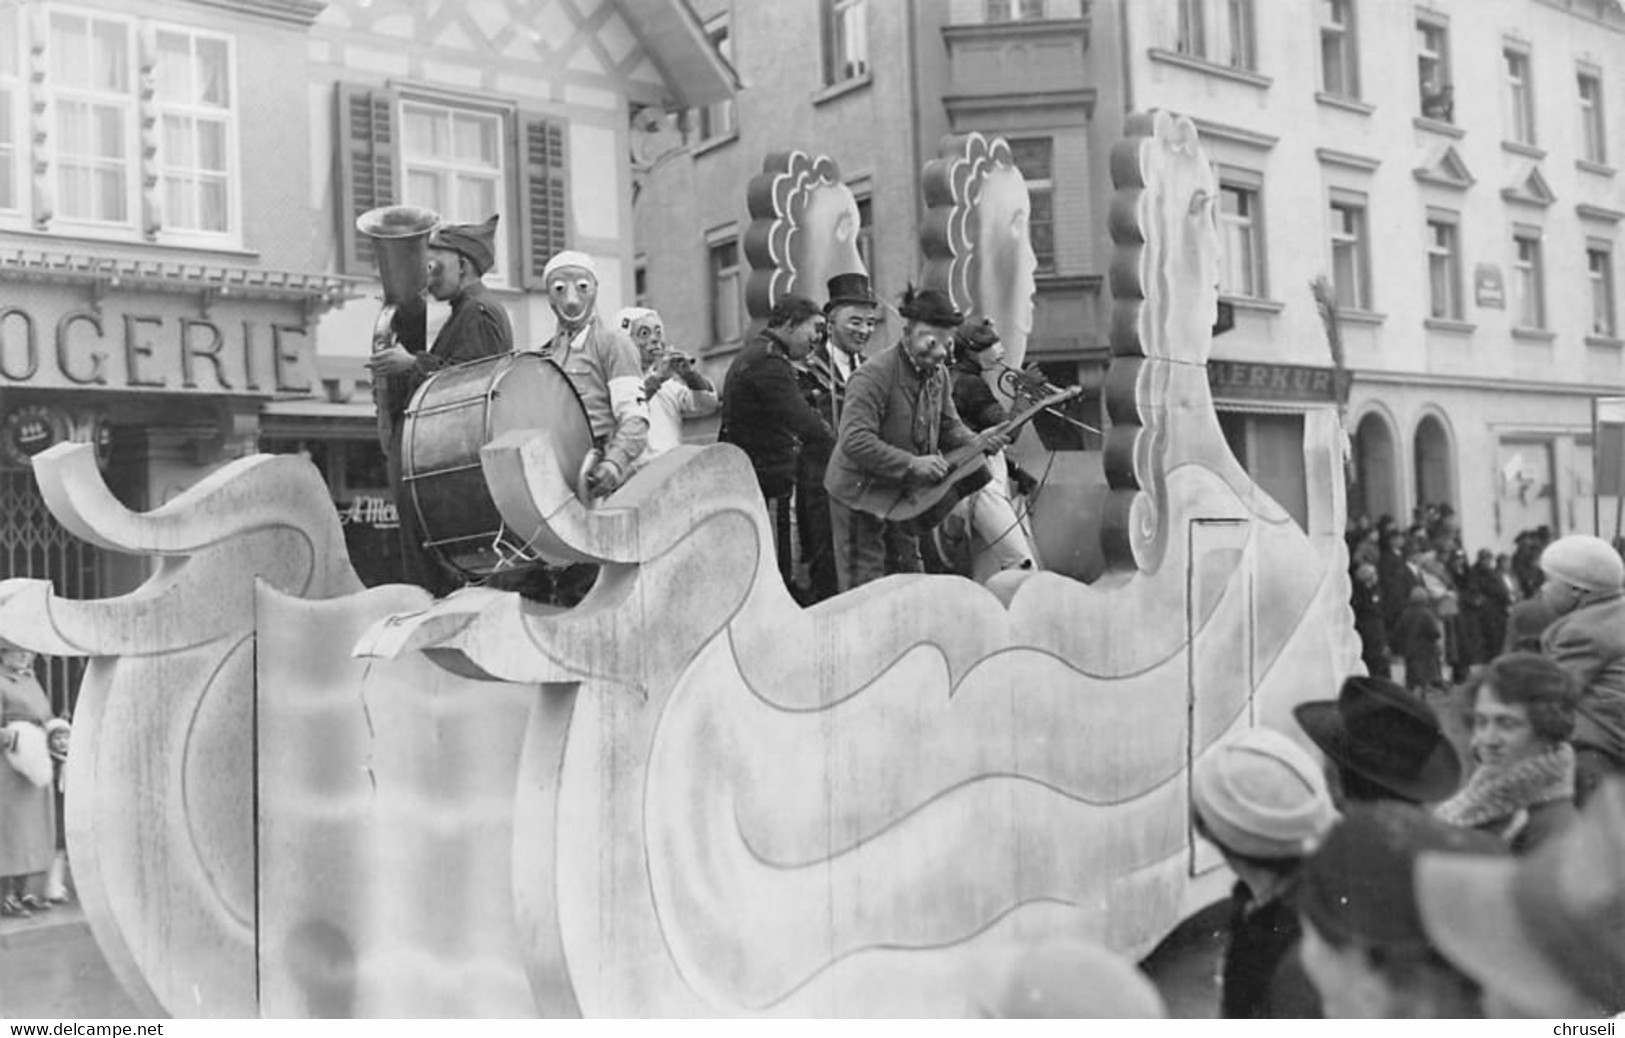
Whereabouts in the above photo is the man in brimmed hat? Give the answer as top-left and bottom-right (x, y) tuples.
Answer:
(822, 287), (1008, 591)
(1537, 533), (1625, 803)
(1415, 778), (1625, 1017)
(1192, 727), (1337, 1018)
(791, 272), (880, 603)
(1294, 675), (1463, 806)
(368, 214), (514, 595)
(1296, 801), (1505, 1017)
(942, 316), (1034, 577)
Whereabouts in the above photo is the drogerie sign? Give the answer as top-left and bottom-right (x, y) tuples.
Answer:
(0, 289), (314, 395)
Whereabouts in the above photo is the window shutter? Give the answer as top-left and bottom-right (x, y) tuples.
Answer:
(517, 113), (569, 290)
(335, 82), (399, 275)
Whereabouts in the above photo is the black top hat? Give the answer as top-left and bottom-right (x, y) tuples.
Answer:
(1294, 676), (1463, 804)
(897, 285), (963, 328)
(825, 272), (879, 312)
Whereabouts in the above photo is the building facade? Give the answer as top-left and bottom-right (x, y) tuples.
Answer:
(635, 0), (1625, 555)
(0, 0), (732, 712)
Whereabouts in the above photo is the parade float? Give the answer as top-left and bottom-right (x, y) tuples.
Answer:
(0, 110), (1360, 1017)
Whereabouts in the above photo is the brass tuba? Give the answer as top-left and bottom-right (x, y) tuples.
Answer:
(355, 204), (438, 447)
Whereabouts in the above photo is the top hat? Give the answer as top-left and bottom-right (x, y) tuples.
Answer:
(897, 285), (964, 328)
(825, 272), (879, 312)
(1294, 676), (1462, 803)
(1417, 779), (1625, 1016)
(428, 214), (499, 276)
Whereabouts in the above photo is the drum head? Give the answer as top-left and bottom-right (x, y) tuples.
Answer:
(401, 351), (594, 579)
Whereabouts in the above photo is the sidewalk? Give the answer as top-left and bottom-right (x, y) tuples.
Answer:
(0, 902), (145, 1019)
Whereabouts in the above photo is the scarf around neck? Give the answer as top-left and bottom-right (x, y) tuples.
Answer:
(1434, 743), (1574, 831)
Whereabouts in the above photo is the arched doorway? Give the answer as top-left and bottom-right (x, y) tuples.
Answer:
(1414, 413), (1455, 513)
(1351, 411), (1400, 522)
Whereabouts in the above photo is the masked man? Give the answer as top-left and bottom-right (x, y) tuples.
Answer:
(539, 251), (648, 497)
(947, 316), (1035, 577)
(618, 306), (716, 469)
(823, 287), (1007, 592)
(793, 272), (879, 603)
(368, 214), (512, 595)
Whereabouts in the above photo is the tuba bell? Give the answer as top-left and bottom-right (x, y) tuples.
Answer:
(356, 205), (439, 448)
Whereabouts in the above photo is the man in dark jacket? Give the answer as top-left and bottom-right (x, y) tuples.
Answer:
(822, 288), (1005, 592)
(1351, 562), (1390, 679)
(1538, 535), (1625, 804)
(793, 273), (879, 603)
(368, 215), (512, 595)
(1192, 728), (1337, 1018)
(719, 295), (834, 595)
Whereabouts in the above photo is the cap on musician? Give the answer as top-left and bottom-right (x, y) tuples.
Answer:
(954, 316), (1004, 369)
(428, 215), (499, 278)
(897, 285), (962, 371)
(543, 250), (600, 331)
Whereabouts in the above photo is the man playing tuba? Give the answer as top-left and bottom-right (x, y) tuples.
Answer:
(368, 214), (513, 595)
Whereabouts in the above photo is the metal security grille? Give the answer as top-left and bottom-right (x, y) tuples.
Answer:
(1, 469), (101, 717)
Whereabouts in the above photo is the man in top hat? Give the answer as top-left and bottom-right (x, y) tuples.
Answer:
(945, 316), (1034, 577)
(1537, 533), (1625, 803)
(1296, 800), (1505, 1017)
(1294, 675), (1463, 806)
(540, 250), (648, 498)
(1191, 727), (1338, 1018)
(793, 272), (880, 603)
(823, 286), (1008, 592)
(368, 214), (513, 595)
(1416, 778), (1625, 1017)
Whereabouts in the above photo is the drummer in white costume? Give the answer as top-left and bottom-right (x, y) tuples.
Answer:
(540, 252), (649, 497)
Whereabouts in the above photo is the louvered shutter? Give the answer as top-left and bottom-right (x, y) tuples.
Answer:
(517, 113), (569, 290)
(335, 83), (400, 275)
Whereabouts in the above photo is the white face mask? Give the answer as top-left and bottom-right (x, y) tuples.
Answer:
(548, 269), (598, 328)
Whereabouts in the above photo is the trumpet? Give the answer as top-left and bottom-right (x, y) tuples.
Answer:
(994, 362), (1103, 437)
(355, 205), (439, 446)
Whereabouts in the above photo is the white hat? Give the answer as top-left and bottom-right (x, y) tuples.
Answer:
(541, 250), (598, 283)
(616, 306), (659, 332)
(1193, 727), (1336, 860)
(1540, 535), (1625, 593)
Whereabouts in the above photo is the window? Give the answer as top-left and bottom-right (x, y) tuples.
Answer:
(823, 0), (870, 86)
(335, 83), (567, 286)
(1579, 70), (1607, 164)
(1590, 244), (1617, 337)
(1177, 0), (1206, 57)
(697, 15), (736, 140)
(1218, 178), (1265, 298)
(1425, 212), (1462, 320)
(1329, 194), (1370, 310)
(1320, 0), (1359, 98)
(986, 0), (1046, 19)
(1512, 228), (1546, 329)
(401, 100), (505, 278)
(48, 10), (136, 225)
(1417, 18), (1452, 122)
(634, 258), (649, 309)
(853, 192), (874, 276)
(1008, 137), (1055, 273)
(708, 234), (742, 347)
(1504, 46), (1535, 145)
(1176, 0), (1255, 70)
(0, 5), (19, 213)
(155, 30), (235, 237)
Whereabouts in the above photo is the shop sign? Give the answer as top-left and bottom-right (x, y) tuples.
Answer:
(1474, 264), (1506, 309)
(0, 293), (314, 396)
(1207, 361), (1347, 403)
(340, 495), (398, 530)
(2, 404), (69, 468)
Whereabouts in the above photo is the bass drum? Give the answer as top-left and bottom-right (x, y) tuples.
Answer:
(401, 351), (594, 579)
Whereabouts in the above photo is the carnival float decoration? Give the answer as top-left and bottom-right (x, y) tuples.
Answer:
(0, 111), (1360, 1017)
